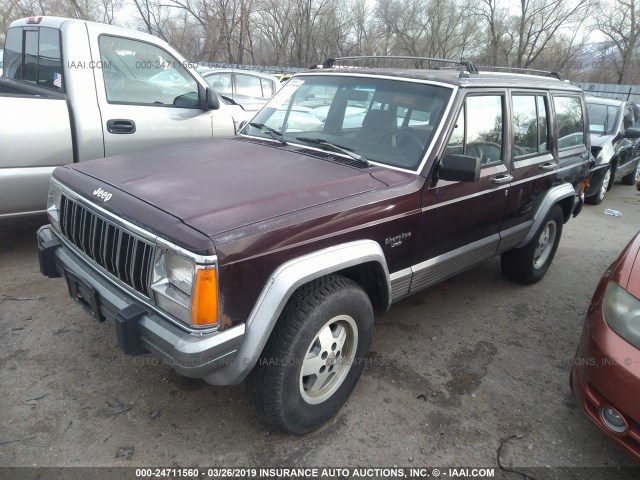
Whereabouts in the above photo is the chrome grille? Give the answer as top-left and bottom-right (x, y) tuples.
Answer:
(59, 195), (155, 297)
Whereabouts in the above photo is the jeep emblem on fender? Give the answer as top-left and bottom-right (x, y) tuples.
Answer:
(93, 187), (112, 202)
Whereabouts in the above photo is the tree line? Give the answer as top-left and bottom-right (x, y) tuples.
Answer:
(1, 0), (638, 84)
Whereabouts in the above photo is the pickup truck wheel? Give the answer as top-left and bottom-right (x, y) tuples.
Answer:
(246, 274), (373, 434)
(586, 166), (610, 205)
(501, 205), (564, 284)
(621, 160), (640, 185)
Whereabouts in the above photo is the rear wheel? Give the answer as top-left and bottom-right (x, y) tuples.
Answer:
(501, 205), (564, 284)
(247, 274), (373, 434)
(621, 160), (640, 185)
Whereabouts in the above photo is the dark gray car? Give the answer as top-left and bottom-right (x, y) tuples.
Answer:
(585, 96), (640, 204)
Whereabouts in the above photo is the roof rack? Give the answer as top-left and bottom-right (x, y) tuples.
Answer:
(478, 66), (565, 81)
(322, 56), (479, 74)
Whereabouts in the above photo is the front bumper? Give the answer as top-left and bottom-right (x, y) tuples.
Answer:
(572, 296), (640, 462)
(37, 225), (245, 383)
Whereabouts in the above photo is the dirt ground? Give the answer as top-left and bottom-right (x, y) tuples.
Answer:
(1, 183), (640, 478)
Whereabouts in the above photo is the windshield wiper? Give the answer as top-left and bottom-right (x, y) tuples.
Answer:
(295, 137), (370, 166)
(249, 122), (287, 145)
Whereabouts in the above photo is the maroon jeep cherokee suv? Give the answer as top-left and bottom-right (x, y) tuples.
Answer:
(38, 59), (589, 434)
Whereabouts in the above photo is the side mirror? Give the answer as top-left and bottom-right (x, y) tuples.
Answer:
(438, 154), (481, 182)
(237, 120), (248, 132)
(622, 128), (640, 139)
(206, 87), (220, 110)
(199, 85), (220, 110)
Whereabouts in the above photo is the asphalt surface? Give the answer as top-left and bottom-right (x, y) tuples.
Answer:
(1, 182), (640, 479)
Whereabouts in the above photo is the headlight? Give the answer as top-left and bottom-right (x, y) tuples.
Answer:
(47, 182), (62, 228)
(603, 281), (640, 349)
(166, 251), (195, 295)
(151, 247), (218, 329)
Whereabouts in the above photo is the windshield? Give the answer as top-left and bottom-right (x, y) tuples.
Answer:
(587, 102), (620, 135)
(241, 75), (452, 170)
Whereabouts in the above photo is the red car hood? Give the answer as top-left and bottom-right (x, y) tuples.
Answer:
(68, 138), (388, 236)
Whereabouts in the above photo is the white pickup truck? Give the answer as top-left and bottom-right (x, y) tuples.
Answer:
(0, 16), (248, 219)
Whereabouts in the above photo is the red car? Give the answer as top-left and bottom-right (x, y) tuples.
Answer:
(573, 232), (640, 461)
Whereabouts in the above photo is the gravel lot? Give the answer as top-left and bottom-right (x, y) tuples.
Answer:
(1, 184), (640, 478)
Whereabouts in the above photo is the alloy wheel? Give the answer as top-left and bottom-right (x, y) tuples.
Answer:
(299, 315), (358, 404)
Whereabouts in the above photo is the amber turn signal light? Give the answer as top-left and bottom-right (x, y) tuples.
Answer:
(579, 178), (589, 195)
(191, 269), (218, 327)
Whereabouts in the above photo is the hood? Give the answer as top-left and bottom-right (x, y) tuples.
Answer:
(589, 133), (615, 149)
(69, 138), (388, 236)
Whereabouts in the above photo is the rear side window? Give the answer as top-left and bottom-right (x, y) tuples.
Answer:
(261, 78), (275, 97)
(553, 96), (585, 149)
(3, 27), (63, 90)
(204, 73), (232, 96)
(512, 94), (549, 158)
(236, 73), (265, 98)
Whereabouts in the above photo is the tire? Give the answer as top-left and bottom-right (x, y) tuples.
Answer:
(501, 205), (564, 284)
(621, 160), (640, 185)
(608, 161), (617, 189)
(246, 274), (373, 434)
(586, 166), (611, 205)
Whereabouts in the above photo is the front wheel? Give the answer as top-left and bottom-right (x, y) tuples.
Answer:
(501, 205), (564, 284)
(586, 167), (611, 205)
(247, 274), (373, 434)
(621, 160), (640, 185)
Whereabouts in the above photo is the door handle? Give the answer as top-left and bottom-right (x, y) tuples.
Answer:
(580, 152), (590, 159)
(107, 119), (136, 134)
(491, 174), (513, 184)
(539, 162), (556, 171)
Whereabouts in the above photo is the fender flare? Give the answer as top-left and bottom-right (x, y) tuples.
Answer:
(516, 183), (576, 248)
(204, 239), (390, 385)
